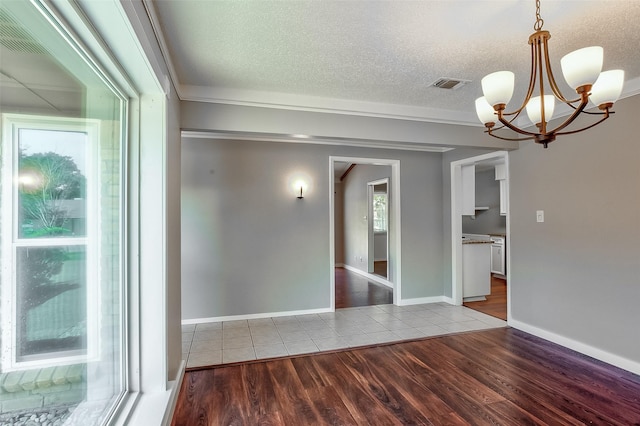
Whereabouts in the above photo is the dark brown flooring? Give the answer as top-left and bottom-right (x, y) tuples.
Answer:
(172, 327), (640, 425)
(335, 267), (392, 309)
(464, 276), (507, 320)
(373, 260), (387, 278)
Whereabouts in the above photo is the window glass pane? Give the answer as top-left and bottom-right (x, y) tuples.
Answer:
(18, 129), (87, 238)
(16, 246), (87, 361)
(373, 193), (387, 232)
(0, 2), (125, 424)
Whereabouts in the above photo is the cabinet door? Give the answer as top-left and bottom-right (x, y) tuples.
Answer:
(461, 164), (475, 216)
(491, 244), (505, 274)
(499, 180), (507, 216)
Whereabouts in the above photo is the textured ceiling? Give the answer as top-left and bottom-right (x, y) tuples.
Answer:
(151, 0), (640, 126)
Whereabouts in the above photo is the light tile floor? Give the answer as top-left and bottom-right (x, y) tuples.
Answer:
(182, 302), (507, 368)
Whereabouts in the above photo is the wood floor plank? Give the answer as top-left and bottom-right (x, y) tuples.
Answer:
(172, 328), (640, 426)
(337, 349), (434, 425)
(311, 351), (405, 425)
(264, 359), (322, 425)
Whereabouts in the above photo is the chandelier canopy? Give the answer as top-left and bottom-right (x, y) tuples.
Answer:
(475, 0), (624, 148)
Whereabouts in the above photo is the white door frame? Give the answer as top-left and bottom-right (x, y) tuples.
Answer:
(329, 157), (401, 309)
(367, 178), (389, 277)
(450, 151), (511, 321)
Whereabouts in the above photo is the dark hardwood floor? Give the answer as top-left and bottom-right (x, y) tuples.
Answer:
(373, 260), (387, 278)
(172, 327), (640, 425)
(464, 275), (507, 320)
(335, 267), (392, 309)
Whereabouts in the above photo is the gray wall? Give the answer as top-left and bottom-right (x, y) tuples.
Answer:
(342, 164), (391, 273)
(509, 94), (640, 365)
(462, 169), (506, 235)
(181, 139), (445, 320)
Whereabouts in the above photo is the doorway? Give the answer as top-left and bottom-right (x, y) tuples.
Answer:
(329, 156), (401, 310)
(450, 151), (510, 321)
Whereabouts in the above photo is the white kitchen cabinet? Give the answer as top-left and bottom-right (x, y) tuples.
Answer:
(461, 164), (475, 216)
(495, 164), (507, 216)
(462, 242), (491, 301)
(490, 242), (505, 275)
(499, 180), (507, 216)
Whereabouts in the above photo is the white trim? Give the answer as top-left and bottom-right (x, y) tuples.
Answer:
(397, 296), (450, 306)
(509, 319), (640, 376)
(330, 156), (402, 306)
(343, 264), (393, 289)
(181, 307), (334, 325)
(182, 130), (454, 153)
(179, 85), (482, 127)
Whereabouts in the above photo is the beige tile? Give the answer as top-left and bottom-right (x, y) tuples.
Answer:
(223, 347), (256, 363)
(416, 325), (447, 336)
(305, 328), (339, 340)
(279, 330), (310, 342)
(187, 351), (222, 368)
(196, 322), (222, 331)
(182, 324), (196, 332)
(223, 320), (249, 329)
(223, 335), (253, 349)
(190, 339), (223, 353)
(182, 332), (194, 342)
(254, 343), (288, 359)
(223, 327), (251, 339)
(313, 336), (350, 351)
(251, 334), (283, 346)
(285, 340), (318, 355)
(193, 330), (223, 341)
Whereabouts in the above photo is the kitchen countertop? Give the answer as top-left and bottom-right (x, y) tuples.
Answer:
(462, 240), (493, 245)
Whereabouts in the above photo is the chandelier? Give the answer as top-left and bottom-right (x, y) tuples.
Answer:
(475, 0), (624, 148)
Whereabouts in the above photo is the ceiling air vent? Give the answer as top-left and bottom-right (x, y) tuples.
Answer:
(431, 78), (470, 90)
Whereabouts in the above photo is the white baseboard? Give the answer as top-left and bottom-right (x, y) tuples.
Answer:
(343, 264), (393, 289)
(398, 295), (447, 306)
(441, 296), (456, 305)
(182, 306), (333, 325)
(335, 263), (345, 267)
(509, 319), (640, 376)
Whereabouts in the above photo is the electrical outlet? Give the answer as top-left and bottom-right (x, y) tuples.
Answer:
(536, 210), (544, 223)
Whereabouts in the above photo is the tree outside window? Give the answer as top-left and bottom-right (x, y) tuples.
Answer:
(373, 193), (387, 233)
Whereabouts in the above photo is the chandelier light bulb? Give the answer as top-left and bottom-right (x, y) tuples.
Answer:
(475, 97), (496, 125)
(526, 95), (555, 125)
(590, 69), (625, 108)
(481, 71), (515, 108)
(561, 46), (603, 91)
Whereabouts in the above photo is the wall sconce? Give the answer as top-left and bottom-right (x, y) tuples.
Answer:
(294, 179), (307, 200)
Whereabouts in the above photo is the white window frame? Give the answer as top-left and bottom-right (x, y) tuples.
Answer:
(1, 113), (100, 372)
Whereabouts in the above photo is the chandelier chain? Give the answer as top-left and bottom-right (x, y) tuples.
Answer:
(534, 0), (544, 31)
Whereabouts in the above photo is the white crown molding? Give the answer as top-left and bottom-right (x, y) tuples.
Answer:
(182, 130), (455, 153)
(179, 84), (482, 127)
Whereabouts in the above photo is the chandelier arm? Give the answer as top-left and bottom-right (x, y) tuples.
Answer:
(486, 129), (534, 142)
(507, 39), (539, 117)
(554, 110), (611, 136)
(542, 36), (573, 103)
(497, 115), (538, 137)
(545, 97), (590, 135)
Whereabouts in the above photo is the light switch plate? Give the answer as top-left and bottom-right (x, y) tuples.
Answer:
(536, 210), (544, 223)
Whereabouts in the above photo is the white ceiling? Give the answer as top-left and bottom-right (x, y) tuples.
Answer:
(150, 0), (640, 126)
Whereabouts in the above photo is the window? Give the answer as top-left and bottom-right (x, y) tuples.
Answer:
(0, 1), (126, 423)
(373, 193), (387, 233)
(2, 117), (99, 369)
